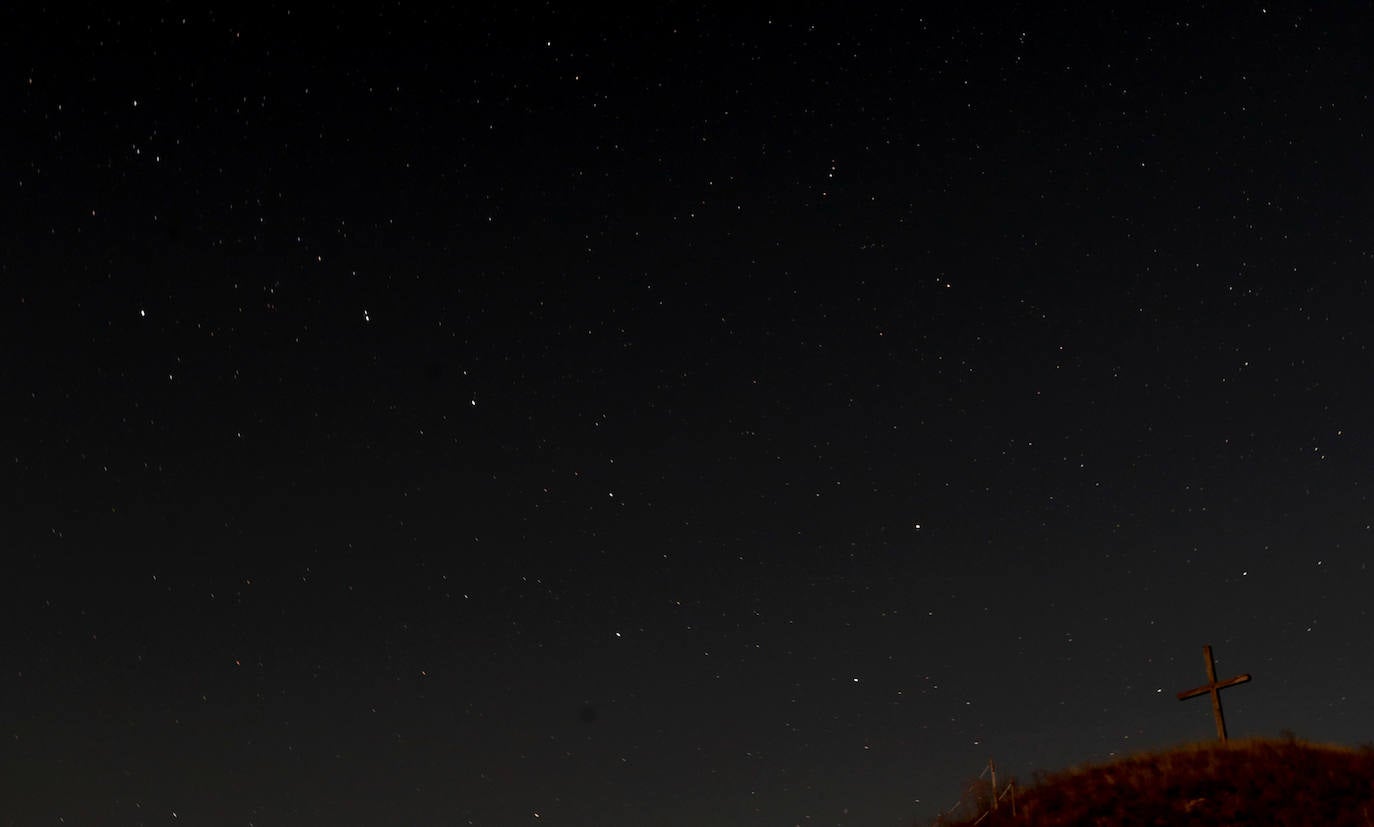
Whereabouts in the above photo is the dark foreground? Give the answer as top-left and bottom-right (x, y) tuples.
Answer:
(943, 737), (1374, 826)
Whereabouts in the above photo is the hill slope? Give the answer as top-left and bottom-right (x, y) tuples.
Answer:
(943, 738), (1374, 826)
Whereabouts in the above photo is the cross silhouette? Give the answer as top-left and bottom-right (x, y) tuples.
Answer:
(1176, 644), (1251, 742)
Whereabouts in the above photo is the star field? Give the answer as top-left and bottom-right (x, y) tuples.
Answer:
(4, 5), (1374, 826)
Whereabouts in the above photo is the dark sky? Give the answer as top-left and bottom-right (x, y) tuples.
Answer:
(5, 4), (1374, 825)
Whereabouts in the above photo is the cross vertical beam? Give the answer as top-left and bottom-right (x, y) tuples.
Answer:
(1176, 644), (1251, 742)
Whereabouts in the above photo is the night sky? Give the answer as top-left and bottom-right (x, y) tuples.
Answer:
(5, 5), (1374, 826)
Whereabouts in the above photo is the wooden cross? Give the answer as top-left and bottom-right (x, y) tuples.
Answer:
(1176, 644), (1251, 742)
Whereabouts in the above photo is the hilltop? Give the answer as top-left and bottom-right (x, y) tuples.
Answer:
(940, 737), (1374, 826)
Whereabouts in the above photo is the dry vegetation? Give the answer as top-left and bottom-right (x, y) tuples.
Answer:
(939, 736), (1374, 826)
